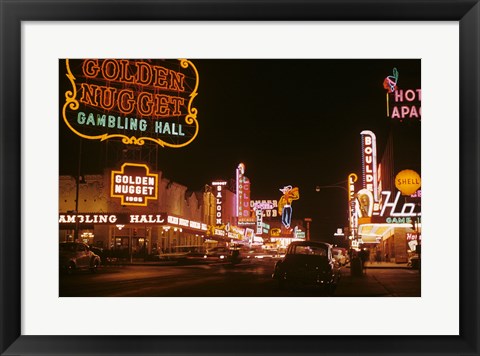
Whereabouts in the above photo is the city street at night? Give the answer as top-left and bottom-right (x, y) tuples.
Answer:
(58, 58), (422, 299)
(59, 260), (420, 297)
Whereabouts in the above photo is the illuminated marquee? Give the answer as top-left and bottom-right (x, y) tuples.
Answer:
(391, 89), (422, 120)
(111, 163), (158, 206)
(379, 190), (420, 218)
(58, 213), (207, 232)
(255, 209), (263, 235)
(361, 190), (422, 224)
(236, 163), (251, 219)
(348, 173), (358, 234)
(250, 200), (278, 218)
(383, 67), (421, 120)
(212, 181), (227, 226)
(167, 215), (208, 231)
(208, 224), (242, 239)
(407, 233), (421, 242)
(61, 59), (200, 147)
(59, 213), (167, 225)
(360, 130), (379, 203)
(253, 202), (274, 210)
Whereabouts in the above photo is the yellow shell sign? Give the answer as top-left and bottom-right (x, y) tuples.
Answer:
(395, 169), (421, 196)
(61, 58), (199, 148)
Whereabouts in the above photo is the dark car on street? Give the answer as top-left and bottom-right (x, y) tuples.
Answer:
(59, 242), (101, 274)
(203, 246), (243, 264)
(272, 241), (340, 294)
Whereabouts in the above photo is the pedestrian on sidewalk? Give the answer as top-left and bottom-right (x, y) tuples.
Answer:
(359, 248), (369, 274)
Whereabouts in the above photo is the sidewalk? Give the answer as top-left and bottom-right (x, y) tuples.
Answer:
(334, 273), (392, 297)
(345, 261), (410, 269)
(363, 261), (409, 269)
(336, 262), (418, 297)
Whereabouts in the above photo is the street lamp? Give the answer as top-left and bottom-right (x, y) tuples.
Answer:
(315, 184), (348, 193)
(73, 136), (85, 243)
(315, 173), (358, 247)
(74, 174), (86, 242)
(314, 183), (349, 238)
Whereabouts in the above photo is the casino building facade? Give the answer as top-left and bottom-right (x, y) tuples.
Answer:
(59, 167), (216, 255)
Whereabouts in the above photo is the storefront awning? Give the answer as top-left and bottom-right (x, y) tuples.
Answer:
(358, 224), (396, 243)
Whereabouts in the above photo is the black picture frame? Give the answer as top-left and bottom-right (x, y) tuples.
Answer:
(1, 1), (478, 355)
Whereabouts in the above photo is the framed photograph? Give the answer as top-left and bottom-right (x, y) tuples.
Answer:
(1, 0), (478, 355)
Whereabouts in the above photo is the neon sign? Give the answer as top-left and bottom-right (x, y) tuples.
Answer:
(383, 67), (399, 93)
(348, 173), (358, 233)
(110, 163), (158, 206)
(62, 59), (200, 147)
(379, 190), (420, 218)
(255, 209), (263, 235)
(253, 202), (274, 210)
(391, 89), (422, 120)
(212, 181), (226, 226)
(59, 213), (167, 225)
(360, 130), (379, 202)
(383, 67), (421, 120)
(358, 190), (422, 224)
(236, 163), (252, 219)
(356, 188), (374, 218)
(168, 215), (208, 231)
(250, 200), (278, 218)
(278, 185), (300, 229)
(383, 68), (398, 117)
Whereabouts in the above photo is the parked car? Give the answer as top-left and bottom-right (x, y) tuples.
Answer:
(59, 242), (101, 274)
(272, 241), (340, 293)
(89, 245), (108, 265)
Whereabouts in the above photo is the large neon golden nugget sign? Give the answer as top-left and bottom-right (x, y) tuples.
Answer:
(62, 59), (199, 147)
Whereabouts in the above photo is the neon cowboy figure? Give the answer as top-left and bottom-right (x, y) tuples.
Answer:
(278, 185), (300, 229)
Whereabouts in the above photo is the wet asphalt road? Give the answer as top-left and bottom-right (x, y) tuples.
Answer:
(59, 259), (421, 297)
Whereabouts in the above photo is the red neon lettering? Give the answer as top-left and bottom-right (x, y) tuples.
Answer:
(79, 83), (185, 117)
(81, 59), (186, 92)
(102, 59), (120, 80)
(152, 66), (169, 89)
(80, 83), (99, 106)
(97, 86), (117, 110)
(136, 62), (152, 85)
(117, 89), (135, 114)
(119, 59), (136, 82)
(138, 92), (154, 115)
(82, 60), (99, 78)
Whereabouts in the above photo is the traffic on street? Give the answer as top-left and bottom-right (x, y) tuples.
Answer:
(59, 257), (421, 297)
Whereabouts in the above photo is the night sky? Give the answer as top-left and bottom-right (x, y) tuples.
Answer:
(59, 59), (421, 242)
